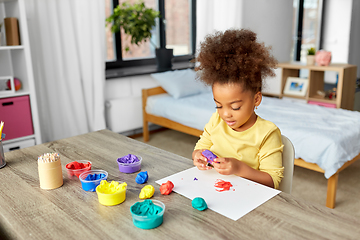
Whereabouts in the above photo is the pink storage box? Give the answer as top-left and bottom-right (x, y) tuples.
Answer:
(0, 95), (34, 140)
(308, 100), (336, 108)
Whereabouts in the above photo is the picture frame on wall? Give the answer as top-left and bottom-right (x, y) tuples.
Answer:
(283, 77), (309, 97)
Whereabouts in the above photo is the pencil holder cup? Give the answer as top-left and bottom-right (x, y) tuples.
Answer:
(38, 154), (63, 190)
(0, 140), (6, 169)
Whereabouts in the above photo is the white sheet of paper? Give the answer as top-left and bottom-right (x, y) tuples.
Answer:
(156, 167), (280, 221)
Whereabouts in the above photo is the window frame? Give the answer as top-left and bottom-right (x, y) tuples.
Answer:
(293, 0), (324, 61)
(106, 0), (197, 70)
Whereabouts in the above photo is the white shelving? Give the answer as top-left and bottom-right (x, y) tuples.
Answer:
(0, 0), (41, 151)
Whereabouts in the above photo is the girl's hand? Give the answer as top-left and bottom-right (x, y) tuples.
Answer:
(192, 150), (212, 170)
(212, 157), (243, 175)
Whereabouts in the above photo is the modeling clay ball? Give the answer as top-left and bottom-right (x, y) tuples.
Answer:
(135, 171), (148, 184)
(160, 180), (174, 195)
(139, 185), (155, 199)
(192, 197), (208, 211)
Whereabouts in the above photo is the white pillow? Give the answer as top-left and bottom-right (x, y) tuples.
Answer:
(151, 69), (210, 99)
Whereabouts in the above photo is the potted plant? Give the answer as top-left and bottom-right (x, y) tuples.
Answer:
(306, 47), (316, 65)
(106, 1), (173, 70)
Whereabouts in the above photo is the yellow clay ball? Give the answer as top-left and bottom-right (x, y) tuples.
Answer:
(139, 185), (155, 199)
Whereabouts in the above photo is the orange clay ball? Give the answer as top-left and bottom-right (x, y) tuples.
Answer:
(160, 180), (174, 195)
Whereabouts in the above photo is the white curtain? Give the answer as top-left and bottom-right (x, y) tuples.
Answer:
(25, 0), (106, 143)
(196, 0), (243, 48)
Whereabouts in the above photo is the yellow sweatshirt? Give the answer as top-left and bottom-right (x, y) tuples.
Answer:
(195, 112), (284, 189)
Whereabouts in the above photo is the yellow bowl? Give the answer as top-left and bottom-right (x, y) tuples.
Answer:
(96, 182), (127, 206)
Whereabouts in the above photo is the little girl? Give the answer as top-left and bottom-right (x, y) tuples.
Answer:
(192, 29), (284, 189)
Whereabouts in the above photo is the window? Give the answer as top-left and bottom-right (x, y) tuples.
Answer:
(105, 0), (196, 69)
(291, 0), (324, 62)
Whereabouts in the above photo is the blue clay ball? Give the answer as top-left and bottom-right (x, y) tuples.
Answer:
(192, 197), (208, 211)
(135, 171), (148, 184)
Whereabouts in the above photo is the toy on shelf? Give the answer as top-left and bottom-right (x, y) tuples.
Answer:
(315, 50), (331, 66)
(325, 88), (337, 100)
(6, 78), (22, 91)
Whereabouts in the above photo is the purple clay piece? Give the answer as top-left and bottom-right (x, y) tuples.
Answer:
(117, 154), (142, 173)
(201, 150), (218, 168)
(201, 150), (217, 163)
(118, 154), (139, 164)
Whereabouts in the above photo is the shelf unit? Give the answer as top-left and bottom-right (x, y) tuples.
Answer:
(0, 0), (41, 150)
(278, 62), (357, 110)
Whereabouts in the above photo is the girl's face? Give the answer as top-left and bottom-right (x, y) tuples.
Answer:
(212, 82), (262, 132)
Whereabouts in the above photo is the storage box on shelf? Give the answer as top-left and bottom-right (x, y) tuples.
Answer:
(278, 62), (357, 110)
(0, 96), (34, 140)
(0, 0), (41, 152)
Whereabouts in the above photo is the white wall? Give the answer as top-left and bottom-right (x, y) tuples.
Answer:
(321, 0), (360, 82)
(348, 0), (360, 78)
(242, 0), (293, 63)
(196, 0), (293, 63)
(321, 0), (353, 63)
(241, 0), (293, 95)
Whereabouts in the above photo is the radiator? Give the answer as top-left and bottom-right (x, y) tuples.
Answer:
(105, 97), (143, 133)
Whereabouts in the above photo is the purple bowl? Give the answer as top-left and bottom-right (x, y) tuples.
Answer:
(117, 155), (142, 173)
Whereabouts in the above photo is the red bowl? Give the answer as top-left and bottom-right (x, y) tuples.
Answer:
(65, 160), (92, 179)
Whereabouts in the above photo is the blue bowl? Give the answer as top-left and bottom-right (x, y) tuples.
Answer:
(79, 170), (108, 192)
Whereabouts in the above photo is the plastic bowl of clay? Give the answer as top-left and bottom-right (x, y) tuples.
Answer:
(79, 170), (108, 192)
(130, 199), (165, 229)
(65, 160), (92, 179)
(96, 180), (127, 206)
(117, 154), (142, 174)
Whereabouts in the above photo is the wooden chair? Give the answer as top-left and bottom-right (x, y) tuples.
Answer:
(278, 135), (295, 194)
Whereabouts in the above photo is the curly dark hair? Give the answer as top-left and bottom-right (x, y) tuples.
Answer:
(194, 29), (277, 93)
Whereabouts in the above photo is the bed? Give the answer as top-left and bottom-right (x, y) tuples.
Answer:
(142, 84), (360, 209)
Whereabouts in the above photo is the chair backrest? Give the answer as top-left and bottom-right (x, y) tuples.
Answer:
(278, 135), (295, 194)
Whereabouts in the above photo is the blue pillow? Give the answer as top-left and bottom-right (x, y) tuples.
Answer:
(151, 69), (210, 99)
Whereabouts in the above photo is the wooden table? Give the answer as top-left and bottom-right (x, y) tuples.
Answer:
(1, 130), (359, 240)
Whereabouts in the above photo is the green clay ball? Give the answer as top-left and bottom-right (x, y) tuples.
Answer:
(192, 197), (208, 211)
